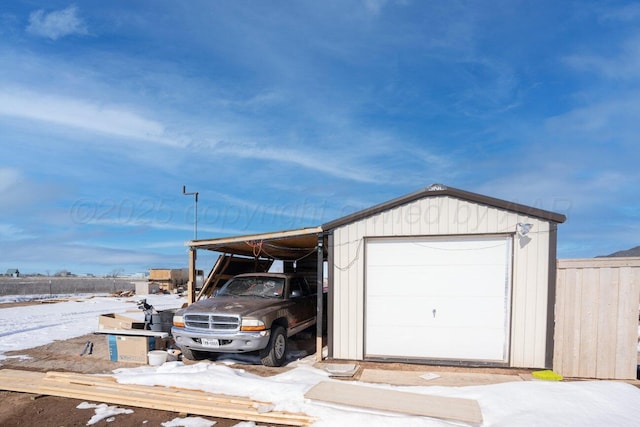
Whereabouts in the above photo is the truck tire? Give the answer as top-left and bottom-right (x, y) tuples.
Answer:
(260, 326), (287, 367)
(180, 347), (207, 361)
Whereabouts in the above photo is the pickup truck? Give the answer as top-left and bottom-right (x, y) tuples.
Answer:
(171, 272), (317, 367)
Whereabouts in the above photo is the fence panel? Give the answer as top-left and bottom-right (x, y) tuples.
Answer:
(554, 258), (640, 379)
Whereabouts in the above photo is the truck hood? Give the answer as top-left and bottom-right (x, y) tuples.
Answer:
(183, 296), (287, 317)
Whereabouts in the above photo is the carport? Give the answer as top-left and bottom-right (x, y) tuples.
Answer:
(185, 226), (327, 359)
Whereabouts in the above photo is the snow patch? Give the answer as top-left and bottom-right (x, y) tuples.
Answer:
(77, 402), (134, 425)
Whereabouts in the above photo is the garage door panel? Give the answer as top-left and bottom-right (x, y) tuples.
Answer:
(366, 325), (507, 360)
(365, 236), (511, 362)
(367, 239), (508, 266)
(368, 296), (506, 329)
(367, 264), (508, 297)
(366, 296), (431, 324)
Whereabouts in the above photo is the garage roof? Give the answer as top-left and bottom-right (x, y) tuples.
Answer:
(322, 183), (567, 230)
(188, 226), (323, 260)
(188, 184), (566, 260)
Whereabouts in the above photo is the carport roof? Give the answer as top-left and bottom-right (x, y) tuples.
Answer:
(188, 226), (323, 260)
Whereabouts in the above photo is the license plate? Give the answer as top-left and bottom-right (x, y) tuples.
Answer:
(201, 338), (219, 348)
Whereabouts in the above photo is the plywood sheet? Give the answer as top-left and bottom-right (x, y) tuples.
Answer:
(304, 380), (482, 424)
(359, 368), (522, 387)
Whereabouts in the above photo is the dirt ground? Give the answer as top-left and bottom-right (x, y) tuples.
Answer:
(0, 328), (320, 427)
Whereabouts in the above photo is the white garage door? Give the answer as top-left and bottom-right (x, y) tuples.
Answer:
(365, 235), (512, 362)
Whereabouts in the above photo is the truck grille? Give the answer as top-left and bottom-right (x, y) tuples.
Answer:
(184, 314), (240, 331)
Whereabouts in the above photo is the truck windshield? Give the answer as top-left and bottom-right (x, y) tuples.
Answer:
(217, 277), (285, 299)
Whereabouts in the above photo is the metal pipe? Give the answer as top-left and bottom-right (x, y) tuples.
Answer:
(182, 185), (199, 240)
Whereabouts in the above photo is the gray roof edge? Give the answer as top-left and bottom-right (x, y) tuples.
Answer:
(322, 183), (567, 231)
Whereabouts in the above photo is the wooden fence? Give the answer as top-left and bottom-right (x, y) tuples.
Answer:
(553, 257), (640, 379)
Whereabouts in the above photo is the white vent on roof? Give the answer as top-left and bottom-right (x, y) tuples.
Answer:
(426, 184), (447, 191)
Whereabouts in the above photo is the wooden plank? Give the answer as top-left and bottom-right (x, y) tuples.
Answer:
(578, 268), (599, 377)
(566, 267), (583, 377)
(553, 268), (566, 375)
(615, 267), (640, 379)
(41, 375), (309, 423)
(36, 381), (310, 425)
(305, 381), (482, 424)
(0, 370), (314, 426)
(564, 268), (582, 377)
(0, 370), (44, 393)
(43, 372), (258, 407)
(359, 369), (522, 387)
(39, 387), (309, 425)
(596, 267), (617, 379)
(0, 369), (45, 380)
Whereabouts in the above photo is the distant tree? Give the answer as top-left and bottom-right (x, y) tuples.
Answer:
(106, 268), (124, 278)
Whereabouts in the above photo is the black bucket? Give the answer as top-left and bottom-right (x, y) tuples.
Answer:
(150, 310), (175, 333)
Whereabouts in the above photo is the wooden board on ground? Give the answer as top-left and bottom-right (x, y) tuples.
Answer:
(304, 380), (482, 424)
(359, 368), (523, 387)
(0, 369), (314, 426)
(0, 369), (42, 393)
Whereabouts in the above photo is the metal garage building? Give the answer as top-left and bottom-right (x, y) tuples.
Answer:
(187, 184), (566, 369)
(322, 184), (566, 368)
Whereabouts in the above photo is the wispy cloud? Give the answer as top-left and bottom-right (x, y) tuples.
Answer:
(599, 3), (640, 22)
(0, 167), (63, 213)
(6, 241), (182, 270)
(544, 94), (640, 143)
(0, 223), (32, 241)
(26, 5), (88, 40)
(0, 87), (179, 146)
(563, 35), (640, 80)
(362, 0), (390, 15)
(0, 167), (21, 194)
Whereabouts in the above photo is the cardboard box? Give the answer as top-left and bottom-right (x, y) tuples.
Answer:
(107, 334), (165, 364)
(98, 313), (144, 331)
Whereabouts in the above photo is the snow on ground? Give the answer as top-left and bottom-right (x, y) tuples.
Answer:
(113, 361), (640, 427)
(2, 295), (640, 426)
(0, 293), (184, 357)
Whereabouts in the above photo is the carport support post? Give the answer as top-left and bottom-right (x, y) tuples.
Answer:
(316, 234), (324, 361)
(188, 247), (197, 304)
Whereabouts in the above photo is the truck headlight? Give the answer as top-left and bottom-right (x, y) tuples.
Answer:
(241, 319), (265, 331)
(172, 315), (185, 328)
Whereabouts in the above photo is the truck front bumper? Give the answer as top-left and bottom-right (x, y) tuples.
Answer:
(172, 327), (271, 353)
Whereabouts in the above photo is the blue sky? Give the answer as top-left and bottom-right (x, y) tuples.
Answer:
(1, 1), (638, 275)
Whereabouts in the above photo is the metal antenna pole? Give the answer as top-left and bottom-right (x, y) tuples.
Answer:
(182, 185), (199, 240)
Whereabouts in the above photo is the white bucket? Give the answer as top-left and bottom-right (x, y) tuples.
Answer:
(148, 350), (168, 366)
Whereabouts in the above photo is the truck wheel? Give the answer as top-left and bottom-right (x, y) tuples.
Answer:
(180, 347), (207, 361)
(260, 326), (287, 367)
